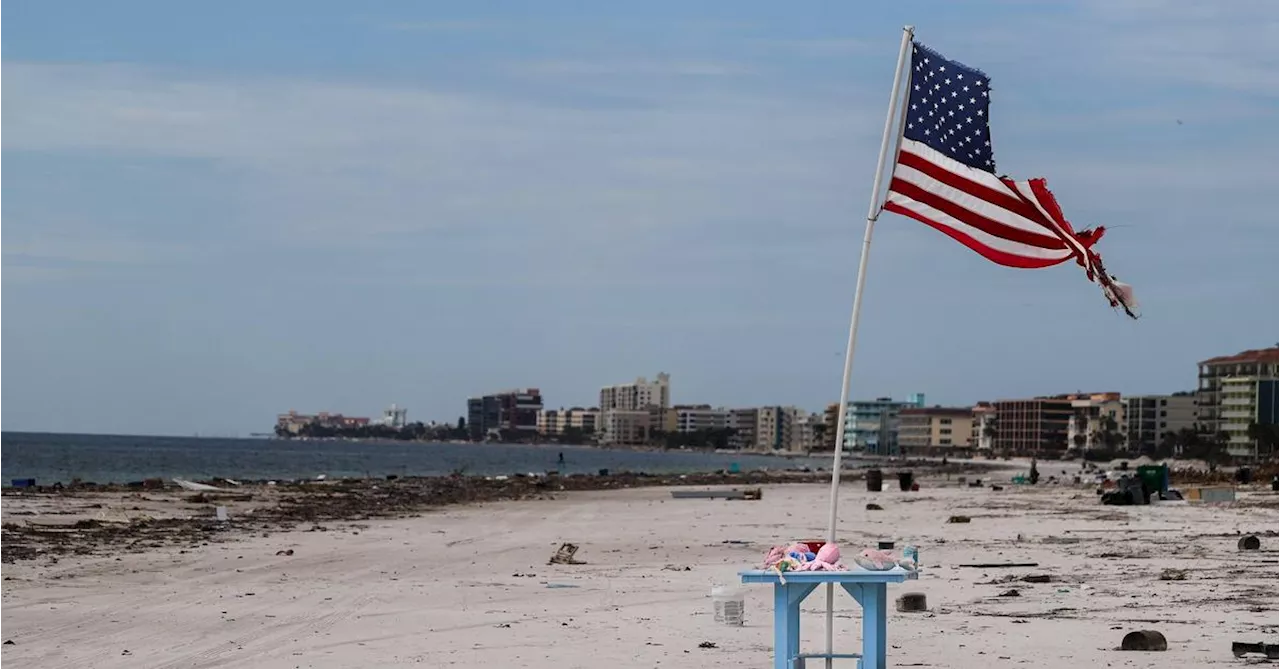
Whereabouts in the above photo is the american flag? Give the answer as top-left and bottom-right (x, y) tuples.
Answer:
(882, 41), (1137, 318)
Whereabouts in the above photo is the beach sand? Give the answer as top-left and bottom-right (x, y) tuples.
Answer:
(2, 477), (1276, 668)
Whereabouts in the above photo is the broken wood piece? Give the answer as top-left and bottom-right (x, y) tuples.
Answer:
(669, 488), (761, 501)
(958, 562), (1039, 569)
(548, 543), (586, 565)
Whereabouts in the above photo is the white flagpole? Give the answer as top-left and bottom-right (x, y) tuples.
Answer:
(822, 24), (915, 667)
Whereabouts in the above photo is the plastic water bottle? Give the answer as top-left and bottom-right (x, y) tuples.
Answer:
(903, 545), (919, 580)
(711, 586), (745, 626)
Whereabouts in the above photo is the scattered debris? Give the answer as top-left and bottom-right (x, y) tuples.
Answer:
(698, 641), (718, 649)
(866, 503), (883, 511)
(3, 640), (14, 645)
(1120, 630), (1167, 651)
(947, 515), (971, 524)
(173, 479), (224, 492)
(1158, 568), (1187, 581)
(661, 564), (691, 571)
(494, 623), (511, 629)
(670, 488), (761, 501)
(997, 589), (1020, 597)
(1237, 535), (1261, 551)
(959, 562), (1039, 569)
(1231, 641), (1279, 659)
(549, 543), (586, 565)
(1020, 574), (1055, 583)
(990, 485), (1004, 491)
(274, 549), (294, 557)
(896, 593), (928, 612)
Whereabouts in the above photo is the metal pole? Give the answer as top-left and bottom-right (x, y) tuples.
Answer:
(823, 24), (915, 668)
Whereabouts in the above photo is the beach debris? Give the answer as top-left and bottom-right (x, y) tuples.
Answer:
(275, 549), (294, 556)
(3, 640), (14, 645)
(698, 641), (718, 649)
(1158, 568), (1187, 581)
(896, 592), (928, 612)
(866, 503), (883, 511)
(877, 540), (895, 550)
(549, 543), (586, 565)
(215, 506), (229, 522)
(998, 589), (1020, 597)
(545, 583), (579, 589)
(1231, 641), (1280, 659)
(946, 515), (971, 524)
(662, 564), (691, 571)
(990, 485), (1004, 491)
(968, 479), (983, 487)
(669, 488), (761, 501)
(494, 623), (511, 628)
(959, 562), (1039, 569)
(1120, 630), (1167, 651)
(172, 479), (223, 492)
(122, 649), (132, 656)
(308, 525), (328, 532)
(1237, 535), (1261, 551)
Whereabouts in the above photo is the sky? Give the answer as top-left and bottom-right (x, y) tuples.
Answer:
(3, 0), (1277, 436)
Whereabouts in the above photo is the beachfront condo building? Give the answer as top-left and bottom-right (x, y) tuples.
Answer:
(1195, 346), (1278, 460)
(599, 373), (671, 412)
(600, 409), (651, 447)
(728, 408), (758, 451)
(971, 403), (996, 452)
(841, 393), (926, 456)
(537, 407), (600, 436)
(754, 406), (806, 452)
(1065, 392), (1125, 453)
(1121, 393), (1197, 455)
(466, 388), (544, 440)
(897, 406), (975, 454)
(989, 396), (1072, 456)
(673, 405), (730, 433)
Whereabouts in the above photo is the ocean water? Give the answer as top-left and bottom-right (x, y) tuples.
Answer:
(0, 432), (832, 485)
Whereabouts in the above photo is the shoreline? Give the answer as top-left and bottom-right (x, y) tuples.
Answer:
(1, 461), (1005, 564)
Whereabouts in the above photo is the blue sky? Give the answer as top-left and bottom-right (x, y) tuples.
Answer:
(4, 1), (1277, 436)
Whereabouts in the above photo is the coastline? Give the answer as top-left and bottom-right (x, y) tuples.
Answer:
(1, 461), (1005, 564)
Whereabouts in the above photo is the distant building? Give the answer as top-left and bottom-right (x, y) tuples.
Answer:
(275, 410), (370, 434)
(898, 406), (974, 454)
(728, 408), (759, 451)
(1065, 392), (1124, 452)
(537, 407), (600, 436)
(1196, 347), (1279, 459)
(600, 373), (671, 412)
(793, 411), (822, 453)
(971, 403), (996, 452)
(1121, 394), (1196, 455)
(990, 396), (1072, 456)
(466, 389), (543, 440)
(382, 403), (408, 429)
(600, 409), (651, 447)
(842, 394), (926, 455)
(673, 405), (729, 433)
(821, 403), (841, 451)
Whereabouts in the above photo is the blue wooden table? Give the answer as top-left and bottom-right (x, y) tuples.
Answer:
(741, 568), (908, 669)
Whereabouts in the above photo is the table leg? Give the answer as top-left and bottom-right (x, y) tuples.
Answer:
(772, 583), (815, 669)
(860, 583), (888, 669)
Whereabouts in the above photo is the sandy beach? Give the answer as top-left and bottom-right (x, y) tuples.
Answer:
(2, 475), (1276, 668)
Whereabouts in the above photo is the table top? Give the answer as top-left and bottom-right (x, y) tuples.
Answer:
(740, 568), (909, 584)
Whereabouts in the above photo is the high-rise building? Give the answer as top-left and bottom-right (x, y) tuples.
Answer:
(754, 406), (803, 452)
(599, 373), (671, 412)
(898, 407), (974, 454)
(842, 394), (926, 455)
(466, 389), (543, 440)
(1121, 394), (1196, 455)
(990, 396), (1072, 456)
(1196, 347), (1278, 459)
(600, 410), (650, 447)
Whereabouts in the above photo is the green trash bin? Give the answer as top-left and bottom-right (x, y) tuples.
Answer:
(1136, 464), (1169, 495)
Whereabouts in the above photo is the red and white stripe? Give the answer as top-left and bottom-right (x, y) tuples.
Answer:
(884, 139), (1101, 269)
(882, 138), (1137, 317)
